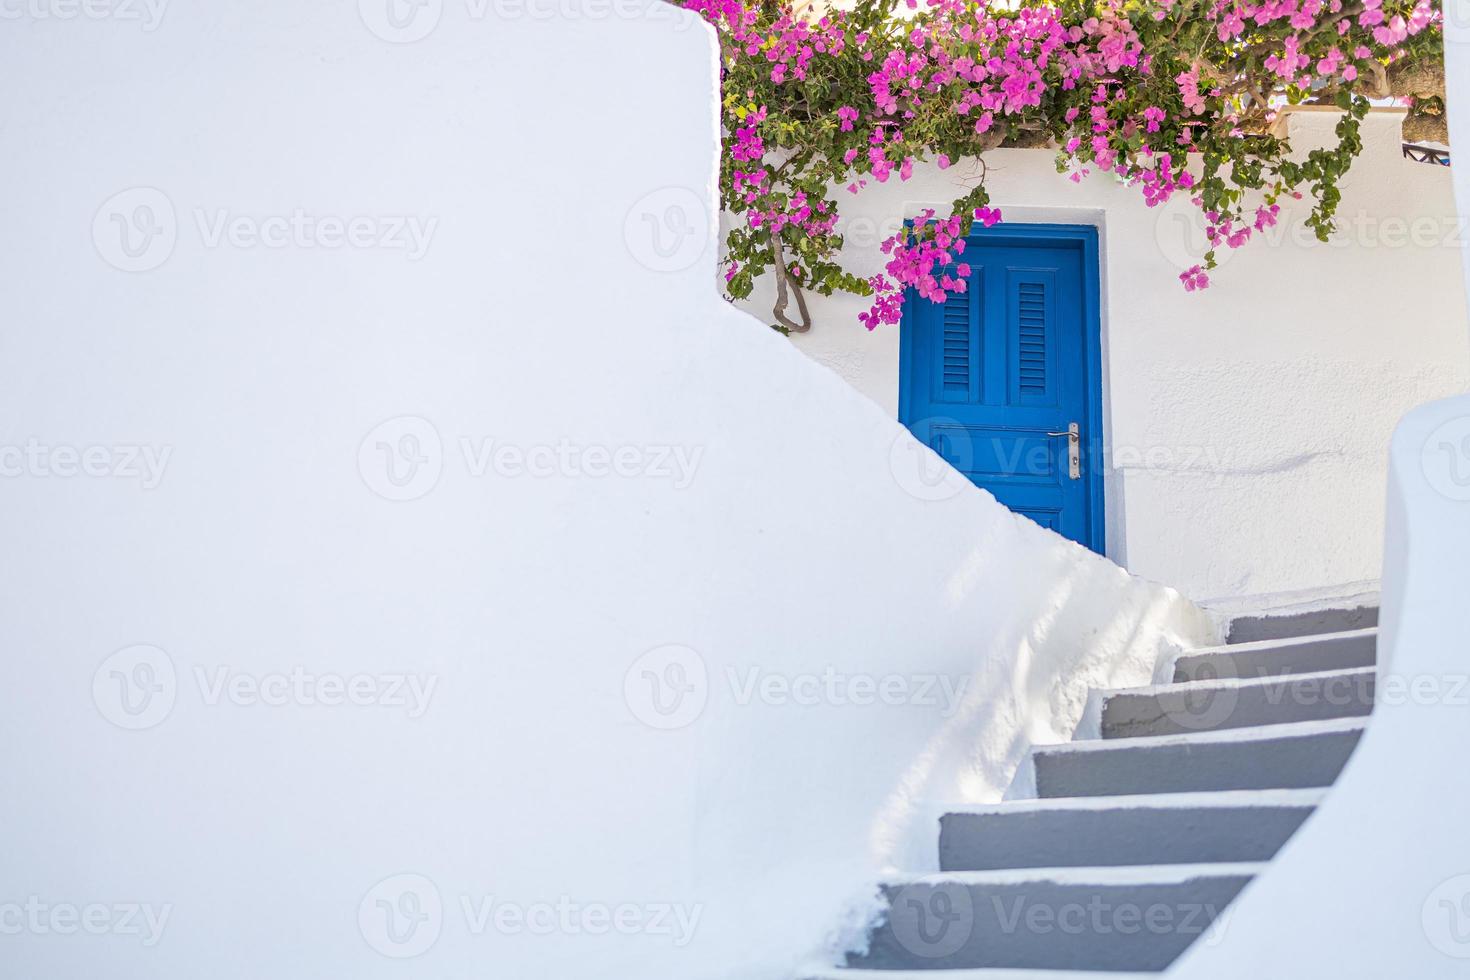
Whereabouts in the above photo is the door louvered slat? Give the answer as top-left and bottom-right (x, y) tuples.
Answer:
(941, 289), (971, 395)
(1017, 281), (1047, 395)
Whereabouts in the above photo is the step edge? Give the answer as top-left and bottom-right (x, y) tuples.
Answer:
(879, 862), (1268, 888)
(1099, 665), (1376, 700)
(1031, 715), (1368, 757)
(941, 787), (1327, 817)
(799, 968), (1159, 979)
(1173, 627), (1378, 662)
(799, 967), (1159, 979)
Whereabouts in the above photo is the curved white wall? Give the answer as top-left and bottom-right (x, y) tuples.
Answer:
(0, 6), (1211, 978)
(735, 111), (1470, 600)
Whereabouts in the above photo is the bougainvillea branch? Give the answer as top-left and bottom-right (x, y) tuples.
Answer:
(683, 0), (1445, 332)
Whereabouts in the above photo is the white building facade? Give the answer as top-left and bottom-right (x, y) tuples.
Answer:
(734, 108), (1469, 599)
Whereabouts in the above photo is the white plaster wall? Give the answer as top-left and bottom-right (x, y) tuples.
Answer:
(0, 6), (1214, 978)
(733, 110), (1470, 599)
(1169, 394), (1470, 979)
(1170, 25), (1470, 977)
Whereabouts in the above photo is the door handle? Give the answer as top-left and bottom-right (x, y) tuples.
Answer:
(1046, 423), (1081, 480)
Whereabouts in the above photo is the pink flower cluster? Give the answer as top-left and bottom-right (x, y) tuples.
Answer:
(862, 207), (1003, 329)
(687, 0), (1441, 331)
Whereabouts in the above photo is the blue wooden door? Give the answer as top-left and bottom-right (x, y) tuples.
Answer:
(899, 224), (1104, 552)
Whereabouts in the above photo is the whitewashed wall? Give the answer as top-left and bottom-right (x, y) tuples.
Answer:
(0, 6), (1213, 979)
(734, 110), (1470, 599)
(1173, 32), (1470, 966)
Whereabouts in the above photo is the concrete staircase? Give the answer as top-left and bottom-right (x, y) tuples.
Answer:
(804, 604), (1378, 977)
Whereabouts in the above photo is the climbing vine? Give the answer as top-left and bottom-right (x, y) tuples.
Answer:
(681, 0), (1445, 332)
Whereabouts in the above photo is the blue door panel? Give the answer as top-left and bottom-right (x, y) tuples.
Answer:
(900, 225), (1104, 553)
(1015, 507), (1063, 533)
(928, 424), (1058, 485)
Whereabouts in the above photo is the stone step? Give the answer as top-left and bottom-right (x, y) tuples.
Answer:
(1096, 667), (1375, 739)
(1030, 717), (1367, 797)
(1171, 628), (1377, 683)
(939, 789), (1322, 871)
(802, 968), (1154, 979)
(1225, 604), (1378, 644)
(844, 864), (1258, 972)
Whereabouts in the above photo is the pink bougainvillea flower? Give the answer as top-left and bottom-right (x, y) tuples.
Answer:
(683, 0), (1440, 328)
